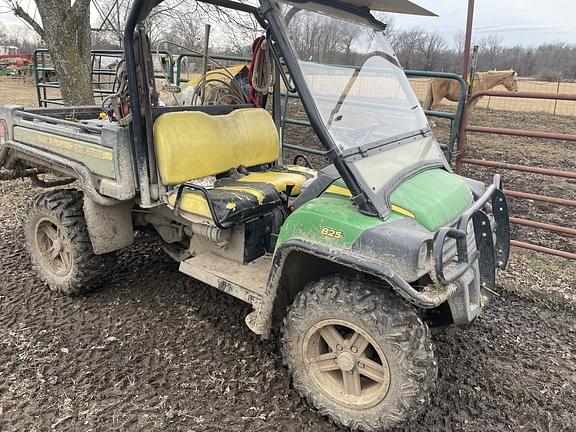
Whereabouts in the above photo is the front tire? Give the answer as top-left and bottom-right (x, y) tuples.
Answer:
(24, 189), (114, 295)
(281, 275), (437, 431)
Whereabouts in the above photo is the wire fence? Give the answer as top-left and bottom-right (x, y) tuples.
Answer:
(409, 77), (576, 117)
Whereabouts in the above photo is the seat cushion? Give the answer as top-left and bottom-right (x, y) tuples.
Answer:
(166, 165), (316, 225)
(167, 182), (281, 225)
(154, 108), (280, 186)
(238, 165), (317, 195)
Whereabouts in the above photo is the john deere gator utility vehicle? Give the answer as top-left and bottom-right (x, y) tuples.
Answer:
(0, 0), (510, 429)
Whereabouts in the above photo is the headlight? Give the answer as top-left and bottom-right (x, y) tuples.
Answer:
(417, 241), (431, 269)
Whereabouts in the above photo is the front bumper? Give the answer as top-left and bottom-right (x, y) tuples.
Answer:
(431, 175), (510, 324)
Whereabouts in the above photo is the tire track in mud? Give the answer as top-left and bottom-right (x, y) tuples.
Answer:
(1, 182), (575, 432)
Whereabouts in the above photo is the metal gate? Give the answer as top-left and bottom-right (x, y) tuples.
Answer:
(456, 90), (576, 260)
(33, 49), (174, 107)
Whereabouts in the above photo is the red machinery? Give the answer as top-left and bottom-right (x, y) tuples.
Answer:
(0, 54), (32, 75)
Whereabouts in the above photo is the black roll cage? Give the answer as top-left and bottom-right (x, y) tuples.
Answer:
(123, 0), (385, 214)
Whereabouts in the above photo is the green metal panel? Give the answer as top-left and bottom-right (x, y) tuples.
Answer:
(175, 52), (251, 85)
(33, 48), (174, 107)
(13, 127), (116, 178)
(277, 168), (472, 249)
(276, 194), (403, 249)
(390, 169), (472, 231)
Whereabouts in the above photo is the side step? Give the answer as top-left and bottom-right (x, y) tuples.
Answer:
(179, 252), (272, 306)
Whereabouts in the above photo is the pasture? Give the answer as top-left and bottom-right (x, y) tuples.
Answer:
(0, 75), (574, 431)
(410, 77), (576, 116)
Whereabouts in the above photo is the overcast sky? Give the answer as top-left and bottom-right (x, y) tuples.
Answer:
(391, 0), (576, 47)
(1, 0), (575, 47)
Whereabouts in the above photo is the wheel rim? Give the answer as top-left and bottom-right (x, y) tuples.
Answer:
(35, 218), (73, 277)
(303, 319), (391, 409)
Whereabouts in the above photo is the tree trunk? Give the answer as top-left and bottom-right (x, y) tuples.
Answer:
(36, 0), (94, 105)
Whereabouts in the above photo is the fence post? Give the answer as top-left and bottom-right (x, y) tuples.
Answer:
(553, 77), (561, 116)
(202, 24), (211, 78)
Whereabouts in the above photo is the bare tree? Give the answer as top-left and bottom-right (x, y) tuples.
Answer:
(160, 11), (203, 50)
(0, 22), (6, 44)
(451, 30), (465, 72)
(92, 0), (132, 48)
(5, 0), (94, 104)
(392, 27), (426, 70)
(476, 34), (504, 71)
(287, 12), (361, 64)
(0, 22), (40, 53)
(223, 12), (261, 56)
(422, 32), (446, 71)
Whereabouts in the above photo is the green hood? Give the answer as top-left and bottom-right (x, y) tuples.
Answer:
(390, 169), (472, 231)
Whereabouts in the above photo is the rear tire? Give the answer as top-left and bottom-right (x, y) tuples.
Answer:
(281, 275), (437, 431)
(24, 189), (114, 295)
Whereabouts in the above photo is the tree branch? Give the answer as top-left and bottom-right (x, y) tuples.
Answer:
(10, 2), (44, 37)
(69, 0), (91, 16)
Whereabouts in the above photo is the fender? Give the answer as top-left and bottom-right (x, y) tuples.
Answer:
(1, 140), (118, 206)
(248, 239), (456, 337)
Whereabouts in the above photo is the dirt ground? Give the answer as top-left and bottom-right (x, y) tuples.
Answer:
(1, 76), (576, 431)
(0, 77), (38, 107)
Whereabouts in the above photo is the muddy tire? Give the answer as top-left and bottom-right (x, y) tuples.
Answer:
(281, 275), (437, 431)
(24, 189), (113, 295)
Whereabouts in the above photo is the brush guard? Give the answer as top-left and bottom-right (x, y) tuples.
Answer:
(431, 175), (510, 323)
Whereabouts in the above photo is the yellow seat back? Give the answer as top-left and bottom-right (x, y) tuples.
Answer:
(154, 108), (280, 185)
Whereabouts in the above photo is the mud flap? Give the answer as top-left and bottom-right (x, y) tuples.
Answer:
(83, 197), (134, 255)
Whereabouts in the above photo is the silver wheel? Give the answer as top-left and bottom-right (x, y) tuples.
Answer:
(34, 217), (73, 277)
(304, 319), (391, 409)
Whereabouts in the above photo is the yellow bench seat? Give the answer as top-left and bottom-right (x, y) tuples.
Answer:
(167, 166), (317, 224)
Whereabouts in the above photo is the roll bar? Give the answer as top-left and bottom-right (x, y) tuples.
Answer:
(122, 0), (266, 207)
(122, 0), (435, 216)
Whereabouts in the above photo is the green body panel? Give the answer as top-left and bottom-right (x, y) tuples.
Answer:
(390, 169), (472, 231)
(277, 194), (403, 249)
(277, 168), (473, 249)
(13, 126), (116, 179)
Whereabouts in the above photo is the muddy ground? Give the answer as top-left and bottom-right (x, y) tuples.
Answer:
(1, 77), (576, 431)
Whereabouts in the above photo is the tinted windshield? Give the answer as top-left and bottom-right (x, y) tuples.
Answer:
(283, 7), (429, 150)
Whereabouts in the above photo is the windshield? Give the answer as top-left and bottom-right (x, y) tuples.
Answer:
(273, 3), (447, 217)
(282, 6), (429, 150)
